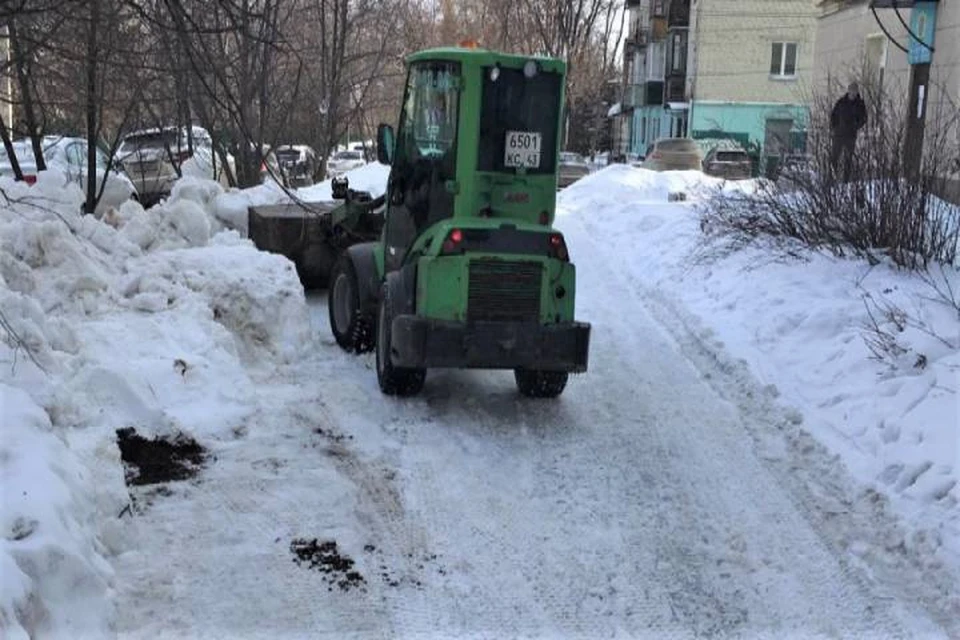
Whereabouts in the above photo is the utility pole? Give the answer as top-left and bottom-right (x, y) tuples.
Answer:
(872, 0), (939, 179)
(902, 1), (938, 180)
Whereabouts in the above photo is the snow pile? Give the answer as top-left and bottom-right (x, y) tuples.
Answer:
(127, 240), (310, 363)
(562, 163), (757, 207)
(558, 164), (960, 565)
(201, 162), (390, 236)
(296, 162), (390, 202)
(210, 179), (290, 235)
(0, 385), (114, 640)
(0, 170), (312, 637)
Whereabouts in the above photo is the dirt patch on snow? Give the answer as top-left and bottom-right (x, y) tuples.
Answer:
(290, 538), (366, 592)
(115, 427), (207, 486)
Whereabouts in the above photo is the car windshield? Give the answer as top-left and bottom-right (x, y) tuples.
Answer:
(560, 152), (584, 164)
(334, 151), (362, 161)
(120, 131), (181, 153)
(477, 64), (562, 175)
(716, 151), (749, 162)
(277, 150), (303, 163)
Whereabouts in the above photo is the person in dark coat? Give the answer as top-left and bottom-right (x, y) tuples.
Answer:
(830, 82), (867, 181)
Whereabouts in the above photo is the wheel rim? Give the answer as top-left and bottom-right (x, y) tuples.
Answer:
(332, 273), (353, 334)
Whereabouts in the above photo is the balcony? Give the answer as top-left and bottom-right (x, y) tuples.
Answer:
(668, 0), (690, 28)
(664, 75), (685, 103)
(644, 80), (664, 106)
(622, 84), (643, 108)
(665, 29), (688, 76)
(624, 26), (651, 51)
(651, 17), (668, 40)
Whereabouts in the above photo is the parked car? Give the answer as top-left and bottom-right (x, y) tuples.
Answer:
(640, 138), (704, 172)
(326, 149), (366, 178)
(0, 136), (138, 215)
(117, 125), (231, 205)
(703, 146), (753, 180)
(257, 145), (284, 185)
(557, 151), (591, 188)
(275, 144), (321, 187)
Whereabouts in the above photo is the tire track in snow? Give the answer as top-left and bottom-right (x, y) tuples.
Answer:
(328, 352), (700, 636)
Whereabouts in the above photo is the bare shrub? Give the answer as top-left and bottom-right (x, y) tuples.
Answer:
(701, 76), (960, 271)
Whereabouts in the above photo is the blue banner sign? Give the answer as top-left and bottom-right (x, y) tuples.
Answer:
(908, 1), (938, 65)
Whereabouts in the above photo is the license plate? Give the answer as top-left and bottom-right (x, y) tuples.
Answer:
(504, 131), (541, 169)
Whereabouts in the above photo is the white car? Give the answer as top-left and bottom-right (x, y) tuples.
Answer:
(326, 150), (366, 178)
(117, 125), (233, 205)
(0, 136), (139, 215)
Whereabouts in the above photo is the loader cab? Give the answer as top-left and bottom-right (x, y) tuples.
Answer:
(381, 59), (462, 272)
(378, 48), (567, 272)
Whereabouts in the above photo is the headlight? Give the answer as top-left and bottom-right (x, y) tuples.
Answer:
(523, 60), (538, 78)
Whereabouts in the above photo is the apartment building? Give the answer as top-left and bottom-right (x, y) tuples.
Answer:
(619, 0), (817, 172)
(621, 0), (692, 157)
(687, 0), (817, 171)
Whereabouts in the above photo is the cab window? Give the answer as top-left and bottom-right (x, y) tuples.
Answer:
(385, 61), (461, 269)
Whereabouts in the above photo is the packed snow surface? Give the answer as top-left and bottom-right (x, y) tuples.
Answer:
(1, 162), (957, 638)
(560, 165), (959, 562)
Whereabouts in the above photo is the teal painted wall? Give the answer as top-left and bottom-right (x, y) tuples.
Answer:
(690, 102), (809, 154)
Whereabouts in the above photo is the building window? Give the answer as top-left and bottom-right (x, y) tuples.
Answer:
(770, 42), (798, 78)
(865, 34), (887, 86)
(647, 42), (665, 80)
(670, 31), (686, 74)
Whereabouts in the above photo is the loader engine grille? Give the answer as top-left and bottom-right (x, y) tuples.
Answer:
(467, 259), (542, 323)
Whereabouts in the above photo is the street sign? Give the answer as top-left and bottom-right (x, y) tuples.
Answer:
(907, 2), (937, 65)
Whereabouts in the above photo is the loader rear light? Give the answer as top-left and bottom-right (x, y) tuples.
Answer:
(441, 228), (463, 254)
(549, 233), (569, 261)
(177, 150), (193, 163)
(22, 174), (37, 185)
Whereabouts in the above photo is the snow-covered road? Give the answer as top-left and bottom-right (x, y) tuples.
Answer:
(110, 198), (957, 639)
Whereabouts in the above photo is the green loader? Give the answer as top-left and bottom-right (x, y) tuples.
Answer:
(328, 44), (591, 397)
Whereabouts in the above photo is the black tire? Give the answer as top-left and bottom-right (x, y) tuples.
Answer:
(376, 286), (426, 396)
(328, 254), (374, 353)
(515, 368), (569, 398)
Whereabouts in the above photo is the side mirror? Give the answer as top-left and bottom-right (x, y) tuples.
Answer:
(377, 123), (395, 165)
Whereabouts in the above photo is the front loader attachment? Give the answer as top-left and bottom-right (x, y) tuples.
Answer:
(248, 186), (384, 288)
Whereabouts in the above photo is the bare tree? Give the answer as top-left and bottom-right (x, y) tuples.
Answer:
(6, 16), (46, 169)
(0, 112), (23, 180)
